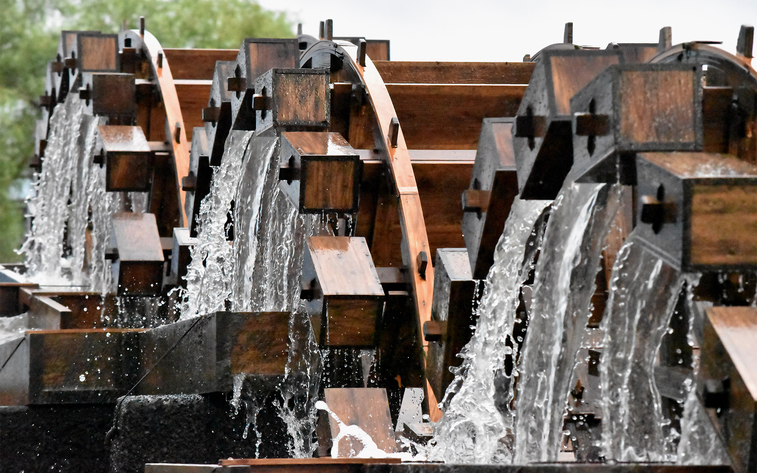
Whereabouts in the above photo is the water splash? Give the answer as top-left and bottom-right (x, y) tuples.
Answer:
(21, 92), (120, 296)
(275, 309), (322, 458)
(598, 238), (688, 461)
(429, 197), (550, 463)
(514, 183), (623, 463)
(182, 130), (254, 318)
(677, 380), (731, 465)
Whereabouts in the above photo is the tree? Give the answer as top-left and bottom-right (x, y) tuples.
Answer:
(0, 0), (293, 262)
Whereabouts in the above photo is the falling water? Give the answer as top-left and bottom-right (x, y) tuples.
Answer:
(514, 182), (624, 463)
(676, 381), (731, 465)
(428, 197), (550, 463)
(230, 136), (277, 311)
(182, 130), (254, 318)
(21, 92), (120, 294)
(598, 238), (687, 461)
(22, 94), (87, 283)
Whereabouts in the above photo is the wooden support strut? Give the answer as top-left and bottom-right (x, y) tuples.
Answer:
(341, 44), (441, 421)
(136, 30), (190, 227)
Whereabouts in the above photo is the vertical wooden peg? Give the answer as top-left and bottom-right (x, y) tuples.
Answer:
(358, 39), (367, 67)
(737, 25), (754, 59)
(563, 22), (573, 44)
(139, 16), (145, 37)
(326, 19), (334, 41)
(389, 117), (399, 148)
(658, 26), (672, 52)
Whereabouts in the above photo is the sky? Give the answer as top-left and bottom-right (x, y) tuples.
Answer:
(257, 0), (757, 62)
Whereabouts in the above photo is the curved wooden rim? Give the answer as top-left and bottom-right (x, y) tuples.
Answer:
(124, 29), (190, 227)
(302, 41), (441, 420)
(650, 42), (757, 81)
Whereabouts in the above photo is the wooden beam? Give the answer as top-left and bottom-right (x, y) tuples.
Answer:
(162, 49), (238, 80)
(174, 80), (212, 134)
(386, 84), (526, 149)
(374, 61), (534, 84)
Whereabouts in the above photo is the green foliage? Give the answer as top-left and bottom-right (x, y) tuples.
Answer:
(0, 0), (293, 262)
(57, 0), (294, 48)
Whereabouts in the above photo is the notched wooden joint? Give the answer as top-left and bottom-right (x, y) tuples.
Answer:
(423, 320), (447, 342)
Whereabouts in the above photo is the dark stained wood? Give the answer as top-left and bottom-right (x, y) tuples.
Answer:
(0, 329), (142, 405)
(375, 61), (534, 84)
(702, 87), (733, 153)
(219, 458), (401, 466)
(322, 388), (396, 457)
(162, 49), (238, 80)
(572, 63), (703, 185)
(635, 151), (757, 270)
(97, 125), (154, 192)
(76, 33), (119, 72)
(427, 249), (478, 400)
(514, 49), (621, 199)
(280, 132), (361, 213)
(169, 227), (196, 288)
(83, 72), (136, 118)
(462, 118), (518, 279)
(53, 293), (118, 329)
(219, 311), (291, 378)
(386, 83), (526, 149)
(205, 61), (236, 165)
(137, 312), (292, 395)
(618, 69), (697, 145)
(111, 212), (165, 296)
(609, 43), (659, 64)
(185, 127), (210, 236)
(27, 295), (71, 330)
(146, 463), (732, 473)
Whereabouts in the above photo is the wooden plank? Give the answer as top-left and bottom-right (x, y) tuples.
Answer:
(322, 388), (396, 457)
(375, 61), (534, 84)
(162, 49), (238, 80)
(174, 80), (212, 137)
(220, 458), (401, 466)
(707, 307), (757, 399)
(386, 84), (526, 149)
(307, 237), (383, 297)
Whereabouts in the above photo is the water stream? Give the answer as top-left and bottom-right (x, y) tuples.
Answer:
(428, 197), (550, 463)
(598, 238), (687, 461)
(182, 130), (254, 318)
(513, 182), (623, 463)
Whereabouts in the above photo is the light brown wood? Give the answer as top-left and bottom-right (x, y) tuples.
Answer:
(375, 61), (534, 84)
(78, 34), (118, 71)
(141, 30), (190, 227)
(307, 237), (383, 297)
(706, 306), (757, 400)
(174, 80), (212, 135)
(386, 84), (526, 149)
(618, 69), (697, 145)
(349, 49), (441, 420)
(322, 388), (396, 456)
(549, 54), (620, 116)
(162, 49), (238, 80)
